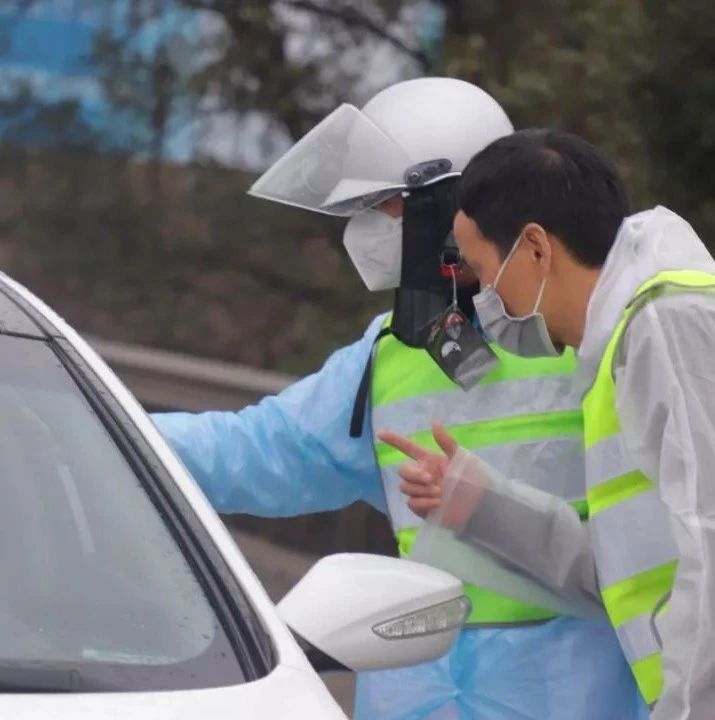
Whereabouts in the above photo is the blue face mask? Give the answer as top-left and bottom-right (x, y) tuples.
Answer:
(472, 236), (562, 358)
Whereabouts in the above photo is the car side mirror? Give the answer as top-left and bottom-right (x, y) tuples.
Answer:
(277, 553), (469, 672)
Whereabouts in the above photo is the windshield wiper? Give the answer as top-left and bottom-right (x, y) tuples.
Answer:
(0, 665), (82, 693)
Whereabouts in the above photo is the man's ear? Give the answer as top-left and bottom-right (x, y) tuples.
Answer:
(522, 222), (552, 274)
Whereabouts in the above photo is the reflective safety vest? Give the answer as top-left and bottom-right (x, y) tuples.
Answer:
(582, 269), (715, 705)
(371, 317), (586, 626)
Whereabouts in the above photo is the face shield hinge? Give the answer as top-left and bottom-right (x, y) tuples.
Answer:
(404, 158), (453, 188)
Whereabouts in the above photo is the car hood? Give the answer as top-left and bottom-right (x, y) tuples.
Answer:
(0, 664), (347, 719)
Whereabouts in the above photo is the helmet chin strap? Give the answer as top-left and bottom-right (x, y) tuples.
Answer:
(390, 176), (459, 347)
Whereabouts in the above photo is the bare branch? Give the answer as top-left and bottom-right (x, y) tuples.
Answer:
(180, 0), (429, 70)
(180, 0), (236, 12)
(280, 0), (431, 71)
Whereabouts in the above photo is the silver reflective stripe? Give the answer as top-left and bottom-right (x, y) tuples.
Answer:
(382, 439), (586, 533)
(477, 438), (585, 499)
(591, 488), (678, 589)
(585, 433), (638, 490)
(372, 373), (580, 441)
(616, 613), (661, 664)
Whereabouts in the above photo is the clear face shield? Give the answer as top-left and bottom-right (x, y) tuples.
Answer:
(248, 104), (412, 217)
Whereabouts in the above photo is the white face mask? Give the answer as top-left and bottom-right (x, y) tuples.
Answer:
(343, 209), (402, 291)
(472, 235), (562, 357)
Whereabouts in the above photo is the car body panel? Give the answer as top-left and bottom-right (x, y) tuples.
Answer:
(0, 665), (345, 719)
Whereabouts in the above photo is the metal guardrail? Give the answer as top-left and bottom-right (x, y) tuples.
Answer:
(86, 336), (296, 411)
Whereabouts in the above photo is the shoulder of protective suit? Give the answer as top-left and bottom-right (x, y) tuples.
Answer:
(365, 311), (390, 336)
(317, 311), (390, 371)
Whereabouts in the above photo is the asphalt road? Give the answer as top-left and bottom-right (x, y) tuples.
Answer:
(228, 527), (356, 717)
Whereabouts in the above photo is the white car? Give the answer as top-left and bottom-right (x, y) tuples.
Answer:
(0, 273), (469, 719)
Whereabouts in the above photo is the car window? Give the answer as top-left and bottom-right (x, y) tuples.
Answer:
(0, 333), (252, 691)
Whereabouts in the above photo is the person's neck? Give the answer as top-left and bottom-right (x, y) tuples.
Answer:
(553, 266), (602, 348)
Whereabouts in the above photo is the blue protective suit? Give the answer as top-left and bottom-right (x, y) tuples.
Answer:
(152, 313), (648, 720)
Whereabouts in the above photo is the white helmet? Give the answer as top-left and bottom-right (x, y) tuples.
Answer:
(249, 77), (513, 289)
(249, 77), (513, 216)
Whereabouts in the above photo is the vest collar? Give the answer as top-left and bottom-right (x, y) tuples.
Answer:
(575, 206), (715, 395)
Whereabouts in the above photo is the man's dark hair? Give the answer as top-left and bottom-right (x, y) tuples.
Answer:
(458, 129), (630, 267)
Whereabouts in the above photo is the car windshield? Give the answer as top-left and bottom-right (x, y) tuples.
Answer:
(0, 333), (251, 691)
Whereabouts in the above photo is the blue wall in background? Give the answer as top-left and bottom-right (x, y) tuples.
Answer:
(0, 1), (197, 159)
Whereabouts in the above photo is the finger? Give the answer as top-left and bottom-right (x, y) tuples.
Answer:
(433, 422), (458, 459)
(408, 497), (442, 517)
(399, 479), (441, 499)
(398, 463), (435, 486)
(378, 430), (429, 461)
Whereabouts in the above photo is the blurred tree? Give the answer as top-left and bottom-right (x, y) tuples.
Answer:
(96, 0), (435, 145)
(439, 0), (648, 202)
(632, 2), (715, 244)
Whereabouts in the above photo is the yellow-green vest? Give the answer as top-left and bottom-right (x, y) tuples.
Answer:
(371, 316), (586, 625)
(582, 269), (715, 705)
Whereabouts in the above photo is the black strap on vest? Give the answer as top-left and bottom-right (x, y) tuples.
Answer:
(349, 327), (392, 438)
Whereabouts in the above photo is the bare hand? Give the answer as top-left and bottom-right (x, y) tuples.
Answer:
(377, 422), (458, 518)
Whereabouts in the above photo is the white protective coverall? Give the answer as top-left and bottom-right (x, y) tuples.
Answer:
(415, 206), (715, 719)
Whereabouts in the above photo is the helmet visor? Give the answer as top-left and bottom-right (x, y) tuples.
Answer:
(248, 104), (411, 217)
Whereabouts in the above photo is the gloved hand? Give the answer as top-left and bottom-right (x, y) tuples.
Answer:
(378, 423), (486, 528)
(377, 422), (455, 517)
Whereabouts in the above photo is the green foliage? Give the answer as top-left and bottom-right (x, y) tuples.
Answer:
(439, 0), (650, 204)
(632, 2), (715, 239)
(0, 145), (385, 374)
